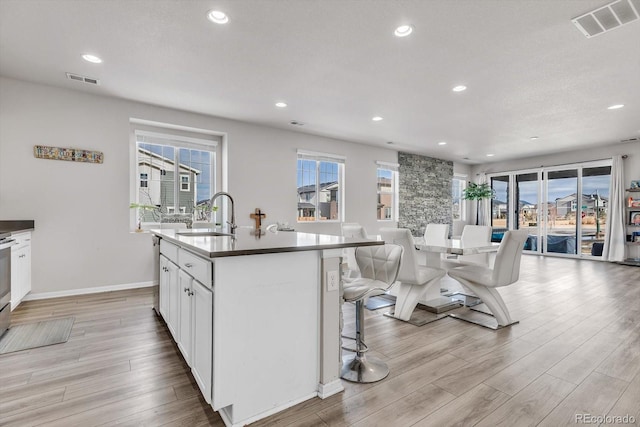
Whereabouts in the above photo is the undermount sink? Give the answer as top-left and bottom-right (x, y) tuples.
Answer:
(176, 231), (233, 237)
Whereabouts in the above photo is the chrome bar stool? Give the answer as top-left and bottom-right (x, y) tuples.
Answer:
(341, 244), (402, 383)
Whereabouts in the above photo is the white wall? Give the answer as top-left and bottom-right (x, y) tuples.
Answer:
(0, 77), (402, 294)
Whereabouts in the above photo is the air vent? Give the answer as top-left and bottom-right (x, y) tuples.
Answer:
(66, 72), (100, 85)
(572, 0), (640, 38)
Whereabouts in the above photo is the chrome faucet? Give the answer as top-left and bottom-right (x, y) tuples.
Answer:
(210, 192), (237, 235)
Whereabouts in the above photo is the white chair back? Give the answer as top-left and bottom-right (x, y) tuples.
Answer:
(459, 225), (492, 265)
(379, 228), (420, 284)
(424, 224), (449, 245)
(492, 229), (529, 286)
(355, 244), (403, 286)
(451, 220), (466, 238)
(341, 223), (368, 277)
(341, 223), (368, 239)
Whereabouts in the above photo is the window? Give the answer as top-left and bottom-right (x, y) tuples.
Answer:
(133, 127), (219, 227)
(376, 162), (398, 221)
(180, 174), (190, 192)
(452, 175), (467, 221)
(297, 150), (344, 222)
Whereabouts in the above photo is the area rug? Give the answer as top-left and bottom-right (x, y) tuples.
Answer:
(0, 317), (74, 355)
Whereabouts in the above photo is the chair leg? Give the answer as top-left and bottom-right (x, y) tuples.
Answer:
(391, 282), (428, 321)
(450, 280), (518, 329)
(341, 300), (389, 383)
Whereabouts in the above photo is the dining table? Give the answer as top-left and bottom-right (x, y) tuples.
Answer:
(408, 238), (501, 317)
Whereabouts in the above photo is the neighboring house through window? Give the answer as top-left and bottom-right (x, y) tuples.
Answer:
(297, 150), (345, 222)
(376, 161), (398, 221)
(131, 124), (221, 229)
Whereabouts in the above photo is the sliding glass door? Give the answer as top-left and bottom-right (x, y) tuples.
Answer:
(544, 168), (578, 255)
(488, 160), (611, 259)
(580, 165), (611, 256)
(516, 172), (540, 252)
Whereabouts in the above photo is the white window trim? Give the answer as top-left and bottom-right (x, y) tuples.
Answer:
(296, 150), (345, 222)
(130, 121), (222, 231)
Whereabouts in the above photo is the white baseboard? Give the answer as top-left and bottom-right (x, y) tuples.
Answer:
(318, 379), (344, 399)
(218, 392), (318, 427)
(22, 281), (157, 301)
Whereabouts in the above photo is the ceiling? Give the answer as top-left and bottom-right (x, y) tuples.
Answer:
(1, 0), (639, 164)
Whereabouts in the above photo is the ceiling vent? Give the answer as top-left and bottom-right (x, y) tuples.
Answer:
(572, 0), (640, 37)
(66, 72), (100, 85)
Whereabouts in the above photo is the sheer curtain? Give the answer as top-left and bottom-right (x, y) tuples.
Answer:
(476, 173), (491, 226)
(602, 155), (625, 261)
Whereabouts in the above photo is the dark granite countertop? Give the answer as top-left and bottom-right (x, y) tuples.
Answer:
(0, 220), (35, 234)
(152, 228), (383, 258)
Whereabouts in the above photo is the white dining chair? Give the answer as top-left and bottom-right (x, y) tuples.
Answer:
(379, 228), (446, 321)
(421, 223), (449, 268)
(447, 229), (529, 329)
(442, 225), (492, 269)
(341, 223), (368, 280)
(451, 220), (466, 239)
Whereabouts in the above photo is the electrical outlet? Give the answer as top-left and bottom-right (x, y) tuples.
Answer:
(326, 270), (339, 292)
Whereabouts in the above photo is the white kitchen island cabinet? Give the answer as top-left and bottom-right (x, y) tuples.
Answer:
(153, 228), (381, 427)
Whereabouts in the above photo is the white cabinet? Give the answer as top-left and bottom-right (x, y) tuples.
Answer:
(159, 254), (179, 340)
(11, 231), (32, 310)
(177, 268), (213, 402)
(178, 270), (193, 366)
(158, 239), (213, 403)
(191, 279), (212, 403)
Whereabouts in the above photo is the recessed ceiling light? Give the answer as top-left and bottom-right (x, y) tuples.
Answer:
(386, 141), (394, 145)
(438, 141), (447, 145)
(275, 102), (287, 108)
(530, 136), (539, 140)
(394, 25), (413, 37)
(207, 10), (229, 24)
(372, 116), (384, 121)
(82, 54), (102, 64)
(452, 85), (467, 92)
(486, 153), (495, 157)
(607, 104), (624, 110)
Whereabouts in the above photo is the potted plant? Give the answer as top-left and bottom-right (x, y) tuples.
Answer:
(129, 202), (159, 232)
(463, 182), (495, 225)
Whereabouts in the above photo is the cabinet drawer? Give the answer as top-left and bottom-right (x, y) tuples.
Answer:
(179, 249), (212, 288)
(160, 240), (179, 264)
(11, 232), (31, 250)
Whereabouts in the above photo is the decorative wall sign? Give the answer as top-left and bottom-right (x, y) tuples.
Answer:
(34, 145), (103, 163)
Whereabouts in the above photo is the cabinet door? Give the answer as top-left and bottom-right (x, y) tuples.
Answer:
(191, 279), (213, 403)
(178, 270), (193, 366)
(10, 245), (30, 310)
(166, 260), (180, 340)
(159, 255), (172, 318)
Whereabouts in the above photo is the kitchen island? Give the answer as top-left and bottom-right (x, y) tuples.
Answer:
(151, 228), (382, 427)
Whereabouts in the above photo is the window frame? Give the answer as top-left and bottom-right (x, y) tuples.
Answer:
(296, 150), (345, 223)
(131, 126), (221, 231)
(452, 174), (467, 222)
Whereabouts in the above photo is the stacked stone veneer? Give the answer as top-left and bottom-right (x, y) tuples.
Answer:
(398, 152), (453, 237)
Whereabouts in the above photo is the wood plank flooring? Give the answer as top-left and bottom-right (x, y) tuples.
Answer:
(1, 256), (639, 426)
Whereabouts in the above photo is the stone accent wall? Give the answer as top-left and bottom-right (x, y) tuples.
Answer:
(398, 152), (453, 236)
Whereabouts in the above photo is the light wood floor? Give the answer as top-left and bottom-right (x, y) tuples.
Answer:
(1, 256), (639, 426)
